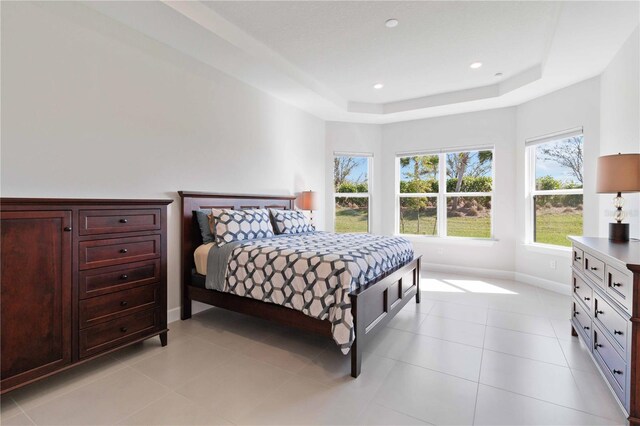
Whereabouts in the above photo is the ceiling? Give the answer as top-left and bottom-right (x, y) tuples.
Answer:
(84, 1), (639, 124)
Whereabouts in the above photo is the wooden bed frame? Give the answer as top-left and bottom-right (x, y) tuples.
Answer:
(179, 191), (421, 377)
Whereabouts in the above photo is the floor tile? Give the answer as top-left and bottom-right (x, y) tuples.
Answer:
(130, 337), (234, 389)
(430, 301), (488, 325)
(417, 315), (486, 347)
(572, 369), (628, 422)
(487, 310), (556, 337)
(373, 362), (477, 425)
(119, 392), (233, 425)
(474, 384), (623, 425)
(8, 355), (126, 411)
(244, 327), (329, 373)
(0, 412), (35, 426)
(363, 327), (415, 360)
(400, 334), (483, 381)
(358, 403), (432, 425)
(1, 396), (21, 418)
(386, 307), (427, 333)
(175, 354), (293, 424)
(559, 338), (599, 374)
(479, 350), (584, 410)
(484, 326), (568, 366)
(25, 367), (169, 425)
(552, 318), (576, 341)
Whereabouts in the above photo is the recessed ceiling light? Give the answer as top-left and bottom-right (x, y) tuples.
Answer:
(470, 62), (483, 69)
(495, 72), (503, 78)
(385, 19), (399, 28)
(373, 83), (384, 89)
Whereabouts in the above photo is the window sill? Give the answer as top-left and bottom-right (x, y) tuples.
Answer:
(523, 243), (572, 255)
(396, 234), (499, 246)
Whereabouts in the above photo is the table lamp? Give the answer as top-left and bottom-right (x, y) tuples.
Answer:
(299, 190), (317, 225)
(596, 153), (640, 242)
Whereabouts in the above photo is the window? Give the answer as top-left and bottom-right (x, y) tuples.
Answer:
(334, 154), (371, 233)
(398, 148), (494, 238)
(526, 132), (584, 247)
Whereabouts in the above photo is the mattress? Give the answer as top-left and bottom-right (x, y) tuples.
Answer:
(194, 243), (214, 275)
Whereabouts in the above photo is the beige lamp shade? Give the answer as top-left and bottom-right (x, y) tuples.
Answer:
(299, 190), (317, 210)
(596, 153), (640, 193)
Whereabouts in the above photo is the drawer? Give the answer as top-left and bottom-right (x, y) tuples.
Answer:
(79, 235), (160, 270)
(606, 265), (633, 313)
(572, 300), (592, 345)
(79, 259), (160, 299)
(79, 284), (160, 329)
(79, 309), (160, 359)
(79, 209), (160, 236)
(594, 295), (628, 355)
(593, 324), (626, 402)
(572, 273), (592, 311)
(583, 252), (605, 287)
(572, 247), (584, 270)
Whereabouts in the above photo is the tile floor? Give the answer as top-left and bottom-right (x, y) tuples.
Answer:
(0, 272), (628, 425)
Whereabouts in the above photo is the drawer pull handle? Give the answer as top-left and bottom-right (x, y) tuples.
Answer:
(575, 256), (582, 260)
(596, 310), (604, 315)
(590, 267), (598, 271)
(613, 369), (623, 375)
(575, 286), (580, 289)
(613, 282), (622, 288)
(595, 343), (603, 348)
(584, 297), (590, 301)
(64, 226), (72, 232)
(120, 218), (128, 223)
(614, 330), (623, 335)
(120, 248), (128, 254)
(574, 311), (580, 315)
(583, 326), (590, 330)
(120, 274), (128, 280)
(120, 327), (128, 333)
(120, 301), (128, 307)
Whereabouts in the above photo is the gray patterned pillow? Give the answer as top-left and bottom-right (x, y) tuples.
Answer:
(270, 209), (315, 235)
(209, 208), (274, 246)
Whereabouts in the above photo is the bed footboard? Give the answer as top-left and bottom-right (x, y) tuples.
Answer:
(349, 256), (422, 377)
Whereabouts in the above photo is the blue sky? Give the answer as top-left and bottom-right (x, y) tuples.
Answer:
(399, 151), (492, 183)
(535, 138), (583, 185)
(339, 156), (368, 184)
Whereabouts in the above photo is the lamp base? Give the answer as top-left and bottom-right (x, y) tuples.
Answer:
(609, 223), (629, 242)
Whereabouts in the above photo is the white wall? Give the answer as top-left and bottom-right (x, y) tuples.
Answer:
(325, 122), (382, 233)
(600, 27), (640, 239)
(380, 108), (518, 274)
(1, 2), (326, 313)
(515, 78), (601, 288)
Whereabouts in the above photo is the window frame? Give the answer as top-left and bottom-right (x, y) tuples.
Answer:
(524, 129), (584, 249)
(333, 152), (373, 233)
(396, 146), (495, 239)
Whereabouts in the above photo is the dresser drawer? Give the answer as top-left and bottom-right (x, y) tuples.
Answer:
(606, 265), (633, 313)
(572, 247), (584, 270)
(572, 300), (592, 344)
(79, 284), (160, 329)
(594, 295), (628, 354)
(583, 252), (605, 287)
(79, 309), (160, 358)
(79, 260), (160, 299)
(79, 235), (161, 270)
(572, 273), (592, 311)
(593, 324), (626, 402)
(79, 209), (160, 236)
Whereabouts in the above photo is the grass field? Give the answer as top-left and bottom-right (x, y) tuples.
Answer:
(336, 206), (582, 246)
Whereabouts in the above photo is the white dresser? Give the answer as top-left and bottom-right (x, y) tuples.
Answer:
(569, 236), (640, 424)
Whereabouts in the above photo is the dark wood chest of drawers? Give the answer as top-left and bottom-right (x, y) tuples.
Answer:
(0, 198), (172, 393)
(569, 236), (640, 424)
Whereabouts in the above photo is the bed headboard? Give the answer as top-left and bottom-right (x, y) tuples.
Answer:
(178, 191), (296, 293)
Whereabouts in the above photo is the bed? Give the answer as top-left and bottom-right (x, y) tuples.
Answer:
(179, 191), (422, 377)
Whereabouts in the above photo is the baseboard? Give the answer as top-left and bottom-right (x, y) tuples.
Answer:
(167, 301), (213, 324)
(422, 262), (515, 281)
(422, 262), (570, 295)
(514, 272), (571, 295)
